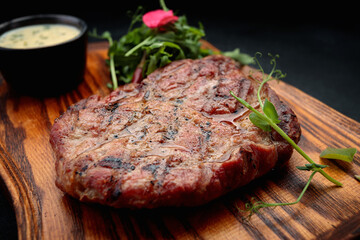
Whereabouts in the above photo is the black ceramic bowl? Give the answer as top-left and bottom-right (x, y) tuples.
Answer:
(0, 14), (87, 96)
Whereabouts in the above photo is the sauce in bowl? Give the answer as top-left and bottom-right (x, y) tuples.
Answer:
(0, 24), (80, 49)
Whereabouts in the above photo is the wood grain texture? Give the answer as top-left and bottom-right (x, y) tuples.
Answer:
(0, 41), (359, 239)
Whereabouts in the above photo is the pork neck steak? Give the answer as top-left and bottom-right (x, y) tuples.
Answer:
(50, 55), (301, 208)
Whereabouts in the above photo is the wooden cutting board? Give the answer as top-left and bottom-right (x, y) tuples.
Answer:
(0, 41), (359, 240)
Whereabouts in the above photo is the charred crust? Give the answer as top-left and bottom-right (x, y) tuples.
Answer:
(144, 90), (150, 100)
(105, 102), (119, 112)
(75, 164), (89, 176)
(111, 185), (122, 201)
(99, 156), (136, 171)
(106, 181), (122, 202)
(175, 99), (183, 104)
(81, 165), (88, 172)
(142, 164), (160, 177)
(200, 124), (212, 141)
(163, 125), (179, 141)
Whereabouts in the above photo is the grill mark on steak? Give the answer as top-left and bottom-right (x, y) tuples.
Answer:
(105, 102), (119, 112)
(50, 55), (301, 208)
(99, 156), (136, 171)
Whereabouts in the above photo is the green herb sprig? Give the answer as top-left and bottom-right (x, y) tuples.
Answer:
(231, 52), (343, 186)
(90, 1), (253, 89)
(231, 53), (357, 217)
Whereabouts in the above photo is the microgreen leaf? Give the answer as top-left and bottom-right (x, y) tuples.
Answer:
(249, 112), (272, 132)
(309, 163), (329, 169)
(263, 99), (281, 124)
(223, 48), (254, 65)
(355, 175), (360, 182)
(320, 147), (357, 162)
(296, 163), (329, 171)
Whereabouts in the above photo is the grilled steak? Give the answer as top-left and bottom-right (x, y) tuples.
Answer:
(50, 55), (301, 208)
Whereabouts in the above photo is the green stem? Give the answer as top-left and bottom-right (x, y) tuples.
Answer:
(257, 78), (271, 109)
(269, 122), (342, 186)
(254, 171), (317, 211)
(109, 53), (118, 90)
(125, 36), (153, 57)
(160, 0), (169, 11)
(230, 91), (343, 187)
(256, 56), (276, 109)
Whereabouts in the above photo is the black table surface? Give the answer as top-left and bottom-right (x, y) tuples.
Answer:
(1, 1), (359, 239)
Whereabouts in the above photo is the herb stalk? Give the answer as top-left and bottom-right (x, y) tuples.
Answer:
(107, 29), (118, 90)
(125, 36), (153, 57)
(160, 0), (169, 11)
(230, 92), (342, 186)
(246, 171), (317, 215)
(108, 53), (118, 89)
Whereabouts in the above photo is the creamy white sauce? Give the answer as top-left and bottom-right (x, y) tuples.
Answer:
(0, 24), (80, 49)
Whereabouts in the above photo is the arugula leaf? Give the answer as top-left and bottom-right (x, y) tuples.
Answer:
(90, 3), (253, 89)
(320, 147), (357, 162)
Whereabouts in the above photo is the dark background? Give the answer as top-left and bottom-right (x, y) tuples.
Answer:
(1, 1), (359, 238)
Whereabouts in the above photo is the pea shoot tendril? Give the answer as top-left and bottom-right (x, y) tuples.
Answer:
(231, 53), (357, 218)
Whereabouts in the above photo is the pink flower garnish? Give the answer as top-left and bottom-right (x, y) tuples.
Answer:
(142, 9), (179, 29)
